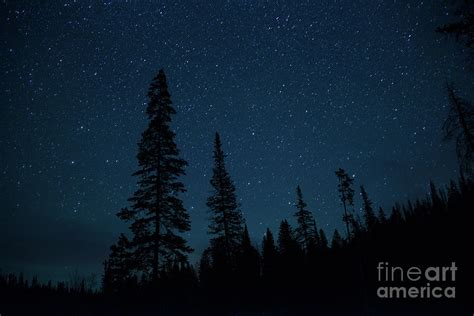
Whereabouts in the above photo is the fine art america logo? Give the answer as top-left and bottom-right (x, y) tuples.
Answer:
(376, 262), (457, 299)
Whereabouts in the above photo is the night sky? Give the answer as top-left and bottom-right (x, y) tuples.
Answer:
(1, 0), (473, 282)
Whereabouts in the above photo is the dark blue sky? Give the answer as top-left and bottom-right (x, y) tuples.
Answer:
(0, 0), (472, 282)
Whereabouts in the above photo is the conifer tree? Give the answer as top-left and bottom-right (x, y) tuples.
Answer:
(236, 225), (260, 284)
(390, 204), (403, 225)
(335, 168), (355, 239)
(206, 132), (245, 269)
(198, 248), (212, 287)
(459, 169), (472, 195)
(277, 219), (301, 284)
(294, 186), (318, 252)
(277, 219), (300, 257)
(319, 229), (329, 250)
(447, 180), (461, 211)
(360, 185), (377, 232)
(102, 259), (113, 294)
(117, 70), (192, 281)
(377, 207), (387, 224)
(331, 229), (343, 250)
(406, 200), (415, 218)
(442, 83), (474, 175)
(430, 181), (445, 213)
(103, 234), (133, 293)
(262, 228), (278, 282)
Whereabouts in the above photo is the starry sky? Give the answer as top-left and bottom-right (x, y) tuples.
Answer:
(1, 0), (473, 282)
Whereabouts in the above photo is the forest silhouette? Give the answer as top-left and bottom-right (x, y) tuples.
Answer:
(1, 1), (474, 315)
(1, 68), (472, 315)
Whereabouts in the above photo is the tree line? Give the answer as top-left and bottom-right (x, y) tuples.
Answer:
(2, 55), (474, 316)
(91, 68), (472, 314)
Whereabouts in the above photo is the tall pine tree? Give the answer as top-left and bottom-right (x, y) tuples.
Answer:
(319, 229), (329, 250)
(293, 185), (318, 252)
(378, 207), (387, 224)
(335, 168), (355, 239)
(102, 233), (133, 293)
(278, 219), (300, 257)
(331, 229), (343, 250)
(117, 69), (192, 281)
(360, 185), (377, 232)
(442, 83), (474, 175)
(277, 219), (301, 285)
(236, 225), (261, 286)
(206, 132), (245, 269)
(262, 228), (278, 283)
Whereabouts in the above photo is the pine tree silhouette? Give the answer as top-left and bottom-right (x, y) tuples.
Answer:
(294, 185), (318, 252)
(198, 248), (212, 288)
(335, 168), (355, 239)
(117, 69), (192, 282)
(206, 132), (245, 271)
(278, 219), (299, 256)
(377, 207), (387, 224)
(101, 260), (111, 293)
(276, 219), (301, 289)
(262, 228), (278, 283)
(236, 225), (261, 286)
(447, 180), (462, 212)
(102, 233), (133, 293)
(430, 181), (446, 213)
(389, 204), (404, 225)
(331, 229), (343, 250)
(443, 83), (474, 175)
(319, 229), (329, 250)
(360, 185), (377, 232)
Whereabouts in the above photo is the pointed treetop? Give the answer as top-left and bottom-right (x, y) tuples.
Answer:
(207, 131), (245, 262)
(360, 185), (377, 231)
(319, 229), (328, 249)
(146, 68), (175, 120)
(265, 228), (274, 240)
(331, 229), (343, 249)
(213, 132), (225, 158)
(294, 185), (317, 251)
(243, 224), (250, 243)
(378, 207), (387, 223)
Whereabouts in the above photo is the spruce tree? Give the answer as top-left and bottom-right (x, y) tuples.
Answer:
(103, 234), (133, 293)
(447, 180), (461, 210)
(198, 248), (212, 287)
(429, 181), (446, 214)
(236, 225), (261, 285)
(117, 69), (192, 281)
(319, 229), (329, 250)
(377, 207), (387, 224)
(360, 185), (377, 232)
(331, 229), (343, 250)
(390, 204), (404, 225)
(277, 219), (301, 285)
(442, 83), (474, 175)
(206, 132), (245, 269)
(278, 220), (299, 255)
(335, 168), (355, 239)
(262, 228), (278, 283)
(293, 185), (318, 252)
